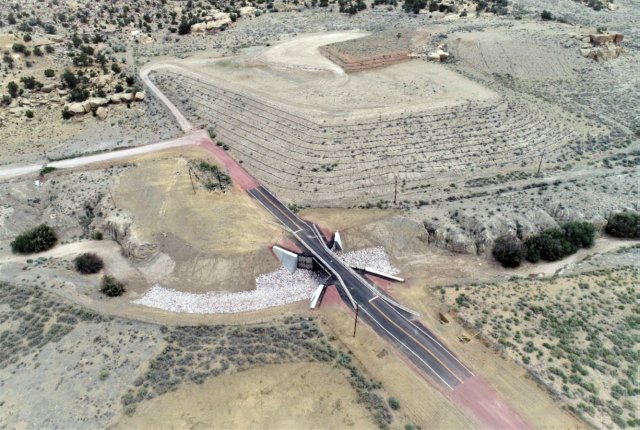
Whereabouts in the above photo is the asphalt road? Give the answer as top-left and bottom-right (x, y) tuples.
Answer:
(249, 185), (473, 390)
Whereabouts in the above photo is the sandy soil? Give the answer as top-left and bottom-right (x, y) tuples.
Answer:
(115, 147), (282, 293)
(320, 305), (476, 429)
(160, 32), (497, 117)
(257, 31), (368, 75)
(114, 362), (375, 430)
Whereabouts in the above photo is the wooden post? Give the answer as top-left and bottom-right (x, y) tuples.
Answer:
(188, 168), (196, 194)
(394, 174), (398, 205)
(353, 304), (359, 338)
(536, 150), (545, 177)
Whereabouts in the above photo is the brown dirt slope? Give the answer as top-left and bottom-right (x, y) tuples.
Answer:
(114, 362), (376, 430)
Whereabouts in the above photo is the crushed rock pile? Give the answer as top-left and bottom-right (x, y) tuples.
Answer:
(133, 246), (398, 313)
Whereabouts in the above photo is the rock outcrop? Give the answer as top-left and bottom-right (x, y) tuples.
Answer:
(573, 31), (623, 61)
(418, 204), (610, 255)
(102, 213), (158, 262)
(63, 91), (144, 117)
(426, 45), (450, 62)
(96, 106), (108, 120)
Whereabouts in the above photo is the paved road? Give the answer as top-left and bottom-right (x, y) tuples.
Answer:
(249, 185), (473, 390)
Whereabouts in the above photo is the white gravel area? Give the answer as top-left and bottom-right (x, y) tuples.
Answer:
(132, 247), (398, 314)
(339, 246), (400, 275)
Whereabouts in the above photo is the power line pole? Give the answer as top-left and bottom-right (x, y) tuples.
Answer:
(108, 189), (117, 208)
(394, 174), (398, 205)
(353, 304), (359, 338)
(188, 167), (196, 194)
(536, 150), (545, 177)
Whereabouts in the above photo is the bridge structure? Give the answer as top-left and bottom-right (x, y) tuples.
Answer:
(249, 185), (473, 390)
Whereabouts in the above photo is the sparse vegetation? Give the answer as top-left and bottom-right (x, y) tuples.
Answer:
(445, 267), (639, 429)
(10, 224), (58, 254)
(190, 160), (232, 192)
(120, 317), (393, 428)
(0, 282), (103, 370)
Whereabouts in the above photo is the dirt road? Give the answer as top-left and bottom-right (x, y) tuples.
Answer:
(0, 131), (204, 180)
(257, 31), (368, 75)
(140, 64), (195, 132)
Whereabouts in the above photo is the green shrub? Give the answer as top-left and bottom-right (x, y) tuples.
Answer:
(541, 10), (553, 20)
(605, 212), (640, 239)
(100, 275), (125, 297)
(207, 126), (216, 139)
(388, 397), (400, 410)
(562, 221), (596, 248)
(61, 107), (73, 120)
(91, 231), (104, 240)
(10, 224), (57, 254)
(44, 68), (55, 78)
(524, 229), (577, 262)
(7, 81), (18, 98)
(74, 253), (104, 274)
(40, 166), (56, 175)
(492, 236), (525, 268)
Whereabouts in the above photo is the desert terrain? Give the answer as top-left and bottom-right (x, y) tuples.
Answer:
(0, 0), (638, 428)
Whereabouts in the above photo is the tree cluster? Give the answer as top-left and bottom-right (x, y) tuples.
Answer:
(605, 212), (640, 239)
(10, 224), (58, 254)
(493, 222), (596, 267)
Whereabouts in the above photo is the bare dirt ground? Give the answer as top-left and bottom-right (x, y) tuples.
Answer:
(114, 147), (282, 293)
(114, 362), (376, 430)
(257, 31), (368, 75)
(320, 28), (424, 72)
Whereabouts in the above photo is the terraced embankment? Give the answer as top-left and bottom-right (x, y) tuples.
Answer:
(152, 70), (587, 207)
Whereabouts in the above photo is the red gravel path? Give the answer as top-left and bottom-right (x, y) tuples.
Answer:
(198, 138), (259, 191)
(450, 376), (532, 430)
(275, 238), (303, 255)
(319, 285), (345, 307)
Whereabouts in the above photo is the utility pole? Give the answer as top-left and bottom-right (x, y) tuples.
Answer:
(393, 174), (398, 205)
(188, 167), (196, 194)
(353, 304), (359, 337)
(536, 150), (545, 177)
(108, 189), (117, 208)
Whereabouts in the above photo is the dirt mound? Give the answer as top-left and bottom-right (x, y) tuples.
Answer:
(320, 29), (422, 72)
(114, 148), (282, 293)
